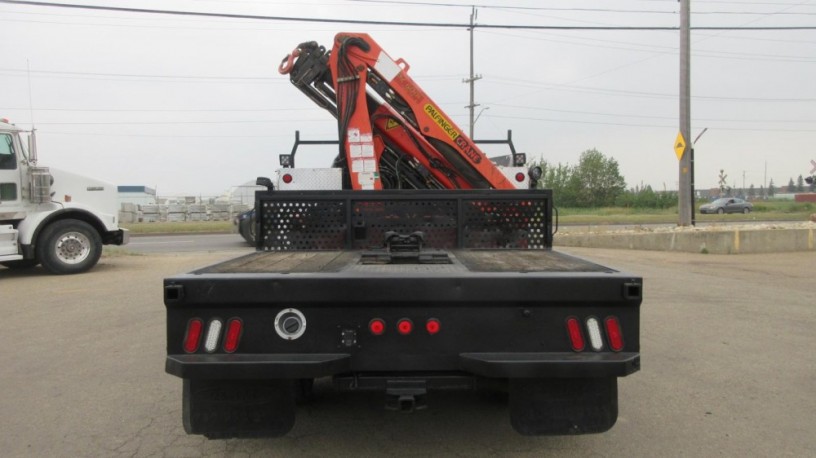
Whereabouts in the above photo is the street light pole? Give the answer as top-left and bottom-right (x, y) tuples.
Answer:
(691, 127), (708, 226)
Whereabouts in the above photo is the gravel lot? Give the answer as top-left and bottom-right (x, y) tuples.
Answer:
(1, 248), (814, 457)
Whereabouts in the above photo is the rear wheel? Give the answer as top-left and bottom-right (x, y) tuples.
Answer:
(37, 219), (102, 275)
(717, 208), (725, 214)
(743, 207), (750, 214)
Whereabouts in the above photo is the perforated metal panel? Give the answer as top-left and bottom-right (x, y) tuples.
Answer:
(462, 199), (550, 249)
(350, 199), (458, 250)
(257, 190), (553, 251)
(260, 199), (347, 251)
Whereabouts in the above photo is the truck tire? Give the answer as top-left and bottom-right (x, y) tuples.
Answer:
(509, 377), (618, 435)
(37, 219), (102, 275)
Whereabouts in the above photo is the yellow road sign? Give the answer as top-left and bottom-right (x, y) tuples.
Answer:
(674, 132), (686, 160)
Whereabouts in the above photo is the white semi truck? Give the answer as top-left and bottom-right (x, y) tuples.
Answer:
(0, 118), (128, 274)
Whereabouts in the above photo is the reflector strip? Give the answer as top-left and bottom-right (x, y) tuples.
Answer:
(223, 318), (243, 353)
(183, 318), (203, 353)
(586, 317), (604, 351)
(605, 317), (624, 352)
(566, 317), (585, 352)
(204, 319), (223, 353)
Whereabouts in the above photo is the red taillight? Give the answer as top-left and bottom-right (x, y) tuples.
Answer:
(183, 318), (203, 353)
(369, 318), (386, 335)
(397, 318), (413, 335)
(282, 173), (293, 184)
(425, 318), (441, 335)
(514, 172), (525, 182)
(566, 317), (585, 352)
(605, 317), (624, 351)
(223, 318), (243, 353)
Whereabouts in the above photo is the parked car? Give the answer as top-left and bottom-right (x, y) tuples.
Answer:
(700, 197), (753, 214)
(233, 208), (256, 245)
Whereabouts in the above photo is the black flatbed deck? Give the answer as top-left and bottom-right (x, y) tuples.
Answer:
(196, 249), (615, 275)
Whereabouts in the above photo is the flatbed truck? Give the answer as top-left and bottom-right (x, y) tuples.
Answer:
(164, 32), (642, 438)
(164, 189), (641, 437)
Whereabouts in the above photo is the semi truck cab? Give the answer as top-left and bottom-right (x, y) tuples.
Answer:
(0, 118), (128, 274)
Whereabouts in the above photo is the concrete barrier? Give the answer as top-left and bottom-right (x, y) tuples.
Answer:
(555, 224), (816, 254)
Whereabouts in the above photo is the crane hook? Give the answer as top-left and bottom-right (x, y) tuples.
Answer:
(279, 48), (301, 75)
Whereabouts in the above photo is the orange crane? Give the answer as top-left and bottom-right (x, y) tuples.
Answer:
(279, 32), (520, 191)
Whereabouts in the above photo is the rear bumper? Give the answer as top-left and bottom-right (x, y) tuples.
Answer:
(460, 352), (640, 378)
(166, 352), (639, 380)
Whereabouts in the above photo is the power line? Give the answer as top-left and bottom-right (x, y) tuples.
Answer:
(487, 103), (816, 124)
(24, 119), (330, 125)
(0, 67), (279, 81)
(483, 77), (816, 102)
(3, 66), (811, 104)
(1, 1), (814, 30)
(3, 66), (811, 103)
(349, 0), (816, 15)
(0, 67), (460, 84)
(488, 114), (816, 133)
(0, 106), (318, 113)
(480, 29), (816, 62)
(5, 102), (813, 125)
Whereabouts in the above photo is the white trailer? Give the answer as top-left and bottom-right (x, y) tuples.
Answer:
(0, 118), (128, 274)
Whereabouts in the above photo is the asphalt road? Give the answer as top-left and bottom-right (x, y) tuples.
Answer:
(127, 233), (253, 253)
(1, 247), (814, 457)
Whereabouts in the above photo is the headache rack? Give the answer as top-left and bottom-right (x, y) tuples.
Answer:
(254, 189), (554, 252)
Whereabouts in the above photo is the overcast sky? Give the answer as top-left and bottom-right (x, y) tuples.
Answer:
(1, 0), (814, 197)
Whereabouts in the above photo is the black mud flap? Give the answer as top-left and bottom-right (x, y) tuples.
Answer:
(183, 379), (296, 439)
(509, 377), (618, 435)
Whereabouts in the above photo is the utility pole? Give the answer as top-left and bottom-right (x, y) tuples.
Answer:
(463, 6), (482, 138)
(678, 0), (693, 226)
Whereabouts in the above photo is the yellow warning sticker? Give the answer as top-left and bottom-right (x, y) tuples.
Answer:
(385, 119), (399, 130)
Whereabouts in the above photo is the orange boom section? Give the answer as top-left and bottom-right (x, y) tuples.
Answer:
(280, 32), (516, 191)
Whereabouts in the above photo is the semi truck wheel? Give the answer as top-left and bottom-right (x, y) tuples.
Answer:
(37, 219), (102, 275)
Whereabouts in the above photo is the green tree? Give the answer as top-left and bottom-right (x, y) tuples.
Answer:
(616, 185), (677, 209)
(787, 177), (796, 193)
(748, 184), (755, 199)
(768, 179), (776, 197)
(537, 160), (578, 207)
(796, 175), (805, 193)
(571, 148), (626, 207)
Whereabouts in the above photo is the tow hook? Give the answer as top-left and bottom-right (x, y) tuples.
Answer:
(385, 380), (427, 412)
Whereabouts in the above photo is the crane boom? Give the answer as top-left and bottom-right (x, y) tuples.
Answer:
(279, 32), (517, 191)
